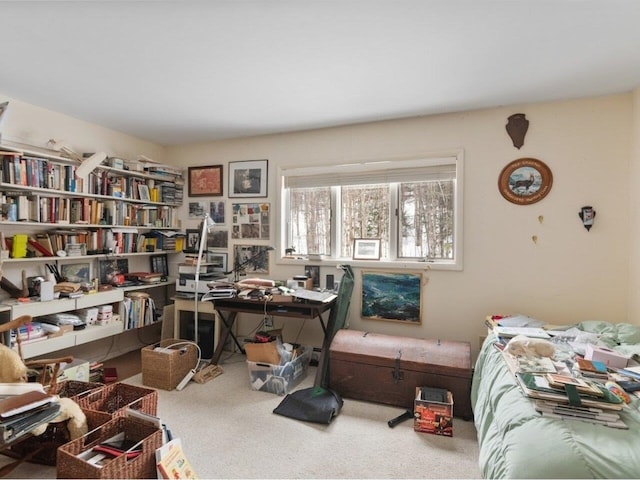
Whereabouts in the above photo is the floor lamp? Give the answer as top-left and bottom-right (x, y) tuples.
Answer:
(194, 213), (215, 348)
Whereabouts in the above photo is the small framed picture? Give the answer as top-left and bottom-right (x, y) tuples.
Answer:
(305, 265), (320, 288)
(61, 262), (91, 284)
(188, 165), (224, 197)
(138, 184), (151, 201)
(228, 159), (268, 198)
(206, 251), (228, 272)
(353, 238), (381, 260)
(185, 229), (201, 252)
(150, 254), (169, 276)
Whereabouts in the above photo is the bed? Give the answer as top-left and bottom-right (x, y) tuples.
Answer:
(471, 320), (640, 479)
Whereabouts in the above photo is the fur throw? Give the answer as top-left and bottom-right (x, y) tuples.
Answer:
(31, 397), (88, 439)
(506, 334), (555, 358)
(0, 344), (28, 382)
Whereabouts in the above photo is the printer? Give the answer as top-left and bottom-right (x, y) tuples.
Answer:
(175, 262), (225, 294)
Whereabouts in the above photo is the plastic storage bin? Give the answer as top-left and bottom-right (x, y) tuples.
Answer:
(247, 345), (311, 395)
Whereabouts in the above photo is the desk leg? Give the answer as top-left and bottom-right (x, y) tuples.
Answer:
(210, 311), (246, 365)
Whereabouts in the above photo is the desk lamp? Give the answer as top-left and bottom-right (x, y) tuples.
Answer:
(194, 213), (215, 346)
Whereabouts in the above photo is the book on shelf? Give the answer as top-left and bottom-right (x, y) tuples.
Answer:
(156, 438), (198, 479)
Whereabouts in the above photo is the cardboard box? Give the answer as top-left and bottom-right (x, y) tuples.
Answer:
(247, 345), (311, 395)
(141, 339), (199, 390)
(244, 341), (281, 365)
(584, 344), (629, 369)
(414, 387), (453, 436)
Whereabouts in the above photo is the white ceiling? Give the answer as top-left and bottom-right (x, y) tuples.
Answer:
(2, 1), (640, 146)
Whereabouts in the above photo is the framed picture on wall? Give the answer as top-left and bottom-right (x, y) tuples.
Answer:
(206, 251), (228, 272)
(498, 157), (553, 205)
(188, 165), (224, 197)
(228, 159), (268, 198)
(361, 270), (422, 324)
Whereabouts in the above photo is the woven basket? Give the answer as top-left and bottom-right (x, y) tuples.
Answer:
(56, 415), (163, 479)
(47, 380), (105, 401)
(142, 339), (199, 390)
(75, 382), (158, 417)
(8, 409), (112, 466)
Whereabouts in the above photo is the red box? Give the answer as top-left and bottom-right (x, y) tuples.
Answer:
(414, 387), (453, 436)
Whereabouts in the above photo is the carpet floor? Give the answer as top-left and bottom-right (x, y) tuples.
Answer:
(1, 353), (481, 478)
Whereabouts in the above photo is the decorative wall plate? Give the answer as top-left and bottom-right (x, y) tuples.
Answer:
(498, 158), (553, 205)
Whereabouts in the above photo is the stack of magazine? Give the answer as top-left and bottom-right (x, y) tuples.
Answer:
(0, 383), (61, 445)
(202, 281), (237, 300)
(515, 372), (627, 429)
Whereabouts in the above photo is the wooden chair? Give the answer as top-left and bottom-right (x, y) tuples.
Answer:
(0, 314), (73, 389)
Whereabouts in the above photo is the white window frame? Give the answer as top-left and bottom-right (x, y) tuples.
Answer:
(277, 150), (464, 271)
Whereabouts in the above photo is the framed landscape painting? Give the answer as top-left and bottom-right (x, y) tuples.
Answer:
(361, 270), (422, 324)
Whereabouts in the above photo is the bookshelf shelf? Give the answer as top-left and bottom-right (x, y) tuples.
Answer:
(0, 142), (183, 359)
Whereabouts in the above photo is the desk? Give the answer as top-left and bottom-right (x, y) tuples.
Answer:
(174, 296), (335, 365)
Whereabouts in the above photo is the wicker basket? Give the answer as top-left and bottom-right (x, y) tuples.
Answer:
(75, 382), (158, 417)
(142, 339), (199, 390)
(56, 415), (163, 479)
(8, 409), (112, 466)
(47, 380), (105, 401)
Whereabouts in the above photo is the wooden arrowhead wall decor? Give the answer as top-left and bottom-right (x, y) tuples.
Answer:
(506, 113), (529, 149)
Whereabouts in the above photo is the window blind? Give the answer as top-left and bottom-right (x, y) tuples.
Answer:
(282, 157), (457, 189)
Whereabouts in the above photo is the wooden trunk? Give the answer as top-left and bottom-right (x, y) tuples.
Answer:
(329, 330), (473, 419)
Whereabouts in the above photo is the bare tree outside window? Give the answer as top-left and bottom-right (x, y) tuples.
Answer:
(284, 155), (460, 265)
(399, 181), (454, 260)
(289, 187), (331, 254)
(340, 184), (389, 258)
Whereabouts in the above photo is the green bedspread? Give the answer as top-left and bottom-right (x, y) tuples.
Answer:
(471, 323), (640, 479)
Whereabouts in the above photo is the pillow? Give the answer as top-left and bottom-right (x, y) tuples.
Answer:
(615, 323), (640, 345)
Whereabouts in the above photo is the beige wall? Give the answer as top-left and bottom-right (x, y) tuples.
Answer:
(629, 87), (640, 321)
(1, 92), (635, 360)
(0, 94), (165, 162)
(169, 94), (634, 357)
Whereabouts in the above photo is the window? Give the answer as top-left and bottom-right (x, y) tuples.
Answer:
(280, 152), (463, 269)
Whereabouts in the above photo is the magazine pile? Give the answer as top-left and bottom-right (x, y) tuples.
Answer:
(0, 383), (60, 445)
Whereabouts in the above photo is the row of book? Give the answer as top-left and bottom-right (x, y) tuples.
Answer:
(3, 228), (181, 259)
(123, 292), (156, 330)
(1, 152), (79, 192)
(84, 170), (183, 205)
(0, 151), (184, 204)
(0, 192), (180, 228)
